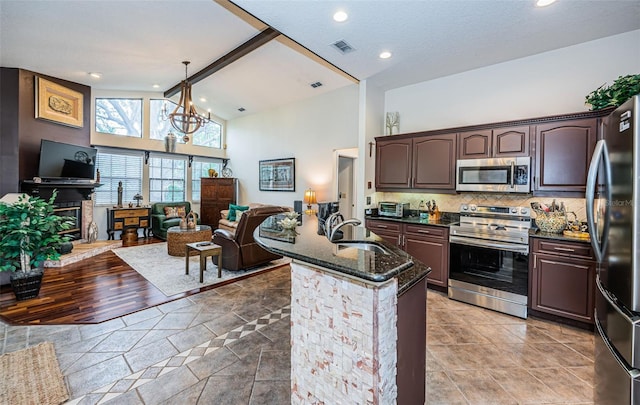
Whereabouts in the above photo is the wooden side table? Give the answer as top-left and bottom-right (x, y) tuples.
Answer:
(107, 207), (151, 240)
(185, 242), (222, 283)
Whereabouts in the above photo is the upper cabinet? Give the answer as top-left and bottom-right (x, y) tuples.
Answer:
(533, 118), (597, 193)
(458, 126), (529, 159)
(376, 134), (456, 191)
(413, 134), (457, 190)
(375, 138), (413, 188)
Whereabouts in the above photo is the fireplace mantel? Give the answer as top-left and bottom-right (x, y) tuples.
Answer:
(21, 180), (101, 201)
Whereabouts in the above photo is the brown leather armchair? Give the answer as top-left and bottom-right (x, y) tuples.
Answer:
(212, 205), (288, 271)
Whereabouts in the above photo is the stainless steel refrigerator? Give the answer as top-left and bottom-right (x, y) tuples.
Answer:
(587, 94), (640, 404)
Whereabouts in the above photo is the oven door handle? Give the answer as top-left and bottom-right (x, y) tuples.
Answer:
(449, 235), (529, 254)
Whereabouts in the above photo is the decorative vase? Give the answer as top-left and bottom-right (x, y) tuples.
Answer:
(208, 168), (218, 178)
(10, 269), (44, 301)
(179, 216), (188, 229)
(165, 131), (177, 153)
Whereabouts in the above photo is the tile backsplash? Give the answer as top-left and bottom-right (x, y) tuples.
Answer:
(374, 192), (587, 222)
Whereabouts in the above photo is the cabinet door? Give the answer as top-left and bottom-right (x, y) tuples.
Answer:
(493, 126), (529, 157)
(531, 253), (596, 323)
(375, 139), (412, 189)
(534, 118), (597, 192)
(404, 233), (449, 288)
(412, 133), (457, 190)
(458, 130), (492, 159)
(200, 178), (237, 228)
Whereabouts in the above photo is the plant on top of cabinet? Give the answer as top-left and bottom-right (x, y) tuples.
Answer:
(585, 74), (640, 111)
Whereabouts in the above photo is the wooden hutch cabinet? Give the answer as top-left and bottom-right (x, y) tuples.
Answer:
(200, 177), (237, 229)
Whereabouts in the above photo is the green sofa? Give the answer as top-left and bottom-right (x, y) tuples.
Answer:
(150, 201), (200, 240)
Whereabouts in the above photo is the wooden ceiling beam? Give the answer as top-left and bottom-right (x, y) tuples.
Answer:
(164, 27), (280, 98)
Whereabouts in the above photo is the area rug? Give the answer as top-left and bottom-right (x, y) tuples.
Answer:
(113, 242), (290, 297)
(0, 342), (69, 405)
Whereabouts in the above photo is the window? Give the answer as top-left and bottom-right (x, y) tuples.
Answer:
(191, 160), (223, 201)
(149, 157), (186, 202)
(95, 98), (142, 137)
(193, 120), (222, 148)
(95, 151), (143, 205)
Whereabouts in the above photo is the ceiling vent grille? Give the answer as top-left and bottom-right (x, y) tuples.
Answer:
(331, 40), (355, 54)
(310, 82), (323, 88)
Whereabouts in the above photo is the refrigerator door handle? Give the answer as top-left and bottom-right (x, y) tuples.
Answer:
(586, 139), (612, 263)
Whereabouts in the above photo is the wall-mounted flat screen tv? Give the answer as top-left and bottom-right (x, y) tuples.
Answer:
(38, 140), (98, 181)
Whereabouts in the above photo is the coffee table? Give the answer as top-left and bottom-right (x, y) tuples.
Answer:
(166, 225), (212, 256)
(185, 242), (222, 283)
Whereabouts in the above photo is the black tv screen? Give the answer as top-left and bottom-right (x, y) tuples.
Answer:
(38, 140), (98, 180)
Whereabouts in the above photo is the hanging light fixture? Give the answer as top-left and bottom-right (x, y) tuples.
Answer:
(168, 61), (209, 135)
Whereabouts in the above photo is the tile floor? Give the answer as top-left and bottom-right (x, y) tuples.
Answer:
(1, 267), (595, 404)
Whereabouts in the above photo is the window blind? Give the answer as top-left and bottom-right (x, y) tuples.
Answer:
(95, 151), (143, 205)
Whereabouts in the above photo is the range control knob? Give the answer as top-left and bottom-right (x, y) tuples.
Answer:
(461, 204), (469, 211)
(520, 208), (529, 215)
(470, 205), (477, 211)
(511, 207), (518, 214)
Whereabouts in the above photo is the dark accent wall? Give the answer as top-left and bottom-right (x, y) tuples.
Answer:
(0, 68), (91, 197)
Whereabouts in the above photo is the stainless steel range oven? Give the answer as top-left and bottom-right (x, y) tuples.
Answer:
(448, 204), (532, 318)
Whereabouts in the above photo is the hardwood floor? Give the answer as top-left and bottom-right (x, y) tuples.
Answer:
(1, 238), (198, 325)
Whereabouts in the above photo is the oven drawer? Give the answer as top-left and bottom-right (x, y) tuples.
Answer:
(532, 238), (594, 260)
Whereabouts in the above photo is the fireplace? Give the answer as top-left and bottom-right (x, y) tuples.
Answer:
(54, 202), (82, 240)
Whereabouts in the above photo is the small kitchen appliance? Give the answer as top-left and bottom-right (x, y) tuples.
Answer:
(378, 202), (410, 218)
(448, 204), (532, 318)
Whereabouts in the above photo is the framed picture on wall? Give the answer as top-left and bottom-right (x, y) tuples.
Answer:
(35, 76), (84, 128)
(259, 158), (295, 191)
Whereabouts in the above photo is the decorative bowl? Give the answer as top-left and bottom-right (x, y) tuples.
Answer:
(535, 212), (567, 233)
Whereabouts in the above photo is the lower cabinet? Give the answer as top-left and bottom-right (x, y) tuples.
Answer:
(530, 238), (596, 324)
(366, 219), (449, 288)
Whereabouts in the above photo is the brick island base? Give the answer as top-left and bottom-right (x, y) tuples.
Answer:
(290, 261), (401, 404)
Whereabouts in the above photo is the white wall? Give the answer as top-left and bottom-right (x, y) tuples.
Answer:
(385, 30), (640, 133)
(226, 85), (360, 207)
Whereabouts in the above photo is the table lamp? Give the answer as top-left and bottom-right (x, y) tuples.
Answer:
(303, 188), (317, 215)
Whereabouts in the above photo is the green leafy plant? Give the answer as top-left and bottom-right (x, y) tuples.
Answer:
(585, 74), (640, 111)
(0, 191), (73, 272)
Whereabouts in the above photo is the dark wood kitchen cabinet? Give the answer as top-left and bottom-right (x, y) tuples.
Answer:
(530, 237), (596, 324)
(458, 126), (530, 159)
(366, 219), (449, 289)
(375, 138), (412, 188)
(376, 133), (456, 191)
(200, 177), (237, 229)
(533, 118), (597, 193)
(412, 133), (457, 190)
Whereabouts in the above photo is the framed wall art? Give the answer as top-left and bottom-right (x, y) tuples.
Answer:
(35, 76), (84, 128)
(259, 158), (295, 191)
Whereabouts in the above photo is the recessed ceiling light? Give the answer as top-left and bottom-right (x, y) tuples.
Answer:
(199, 97), (207, 102)
(536, 0), (556, 7)
(88, 72), (102, 79)
(152, 84), (160, 89)
(379, 51), (392, 59)
(333, 10), (348, 22)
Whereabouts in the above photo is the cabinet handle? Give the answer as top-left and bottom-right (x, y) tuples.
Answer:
(377, 225), (389, 229)
(397, 234), (402, 246)
(417, 230), (430, 234)
(533, 254), (537, 269)
(553, 247), (575, 252)
(544, 259), (586, 269)
(402, 234), (406, 247)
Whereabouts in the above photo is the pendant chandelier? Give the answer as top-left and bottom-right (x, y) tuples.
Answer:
(168, 61), (209, 135)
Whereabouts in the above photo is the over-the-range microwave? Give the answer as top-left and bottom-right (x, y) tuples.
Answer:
(456, 157), (530, 193)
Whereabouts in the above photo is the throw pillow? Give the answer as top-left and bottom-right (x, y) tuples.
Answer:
(228, 204), (250, 221)
(164, 205), (186, 218)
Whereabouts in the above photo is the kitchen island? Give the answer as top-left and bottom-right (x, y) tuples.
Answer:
(254, 214), (430, 404)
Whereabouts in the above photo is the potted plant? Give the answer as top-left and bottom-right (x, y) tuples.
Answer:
(0, 191), (72, 300)
(585, 74), (640, 111)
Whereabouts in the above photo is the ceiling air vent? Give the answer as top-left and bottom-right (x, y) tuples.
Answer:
(310, 82), (323, 89)
(331, 39), (355, 54)
(238, 107), (246, 112)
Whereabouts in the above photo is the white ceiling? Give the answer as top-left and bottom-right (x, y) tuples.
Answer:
(1, 0), (638, 121)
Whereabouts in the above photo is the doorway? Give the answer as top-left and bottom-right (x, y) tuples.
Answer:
(337, 155), (355, 218)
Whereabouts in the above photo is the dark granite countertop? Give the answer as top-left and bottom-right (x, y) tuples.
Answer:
(364, 212), (460, 227)
(529, 228), (592, 244)
(254, 214), (430, 295)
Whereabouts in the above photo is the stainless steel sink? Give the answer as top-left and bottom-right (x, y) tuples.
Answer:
(335, 242), (389, 255)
